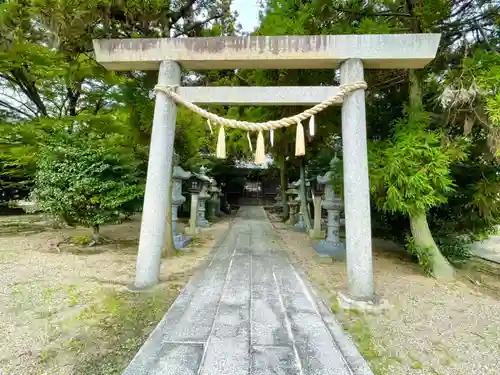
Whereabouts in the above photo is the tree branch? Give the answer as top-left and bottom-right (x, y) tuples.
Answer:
(333, 6), (412, 17)
(170, 0), (198, 25)
(9, 68), (48, 116)
(0, 92), (39, 117)
(0, 99), (34, 119)
(173, 13), (225, 37)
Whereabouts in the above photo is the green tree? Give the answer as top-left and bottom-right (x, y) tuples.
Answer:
(369, 108), (467, 278)
(32, 118), (144, 245)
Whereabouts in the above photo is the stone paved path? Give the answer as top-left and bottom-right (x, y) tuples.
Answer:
(123, 206), (371, 375)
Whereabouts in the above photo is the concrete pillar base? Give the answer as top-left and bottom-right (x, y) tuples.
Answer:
(293, 220), (307, 232)
(338, 293), (390, 314)
(314, 240), (346, 259)
(309, 229), (324, 240)
(285, 215), (297, 226)
(126, 282), (166, 293)
(185, 227), (199, 236)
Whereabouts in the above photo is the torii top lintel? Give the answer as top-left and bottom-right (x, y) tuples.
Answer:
(92, 34), (441, 71)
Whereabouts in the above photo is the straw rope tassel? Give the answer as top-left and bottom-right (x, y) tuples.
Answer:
(255, 131), (265, 164)
(295, 121), (305, 156)
(216, 126), (226, 159)
(309, 115), (315, 136)
(247, 132), (253, 152)
(207, 119), (213, 134)
(270, 129), (274, 146)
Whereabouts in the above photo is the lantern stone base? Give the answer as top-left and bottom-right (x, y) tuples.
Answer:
(314, 240), (346, 259)
(197, 218), (210, 228)
(174, 234), (192, 250)
(293, 217), (307, 232)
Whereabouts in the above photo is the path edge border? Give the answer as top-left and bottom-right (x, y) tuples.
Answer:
(287, 259), (375, 375)
(266, 213), (374, 375)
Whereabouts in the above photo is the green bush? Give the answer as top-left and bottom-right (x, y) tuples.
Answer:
(32, 119), (144, 242)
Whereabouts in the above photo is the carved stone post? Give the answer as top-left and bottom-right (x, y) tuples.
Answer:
(207, 180), (219, 220)
(313, 169), (345, 258)
(172, 156), (192, 249)
(292, 179), (308, 232)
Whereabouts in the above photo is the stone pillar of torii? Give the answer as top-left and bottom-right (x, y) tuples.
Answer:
(93, 34), (440, 303)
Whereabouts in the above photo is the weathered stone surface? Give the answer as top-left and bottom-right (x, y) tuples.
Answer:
(172, 156), (192, 249)
(93, 34), (441, 71)
(122, 207), (372, 375)
(314, 240), (346, 259)
(251, 346), (299, 375)
(178, 86), (343, 105)
(340, 59), (374, 300)
(199, 337), (249, 375)
(134, 60), (180, 289)
(123, 342), (204, 375)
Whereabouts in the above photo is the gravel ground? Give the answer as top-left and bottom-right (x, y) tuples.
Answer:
(0, 214), (231, 375)
(266, 210), (500, 375)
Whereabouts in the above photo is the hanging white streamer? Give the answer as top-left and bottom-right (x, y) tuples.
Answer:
(207, 119), (213, 134)
(247, 132), (253, 152)
(309, 115), (315, 136)
(270, 129), (274, 146)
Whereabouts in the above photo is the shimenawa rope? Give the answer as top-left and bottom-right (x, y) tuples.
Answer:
(154, 81), (367, 164)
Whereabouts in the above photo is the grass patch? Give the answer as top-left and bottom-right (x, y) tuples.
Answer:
(185, 233), (212, 249)
(333, 303), (400, 375)
(54, 286), (179, 375)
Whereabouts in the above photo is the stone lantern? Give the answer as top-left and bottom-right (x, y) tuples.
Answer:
(185, 174), (203, 236)
(291, 179), (311, 232)
(313, 157), (345, 258)
(172, 154), (192, 248)
(207, 179), (220, 220)
(196, 166), (211, 228)
(274, 186), (283, 208)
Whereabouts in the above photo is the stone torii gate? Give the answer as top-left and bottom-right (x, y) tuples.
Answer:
(93, 34), (440, 302)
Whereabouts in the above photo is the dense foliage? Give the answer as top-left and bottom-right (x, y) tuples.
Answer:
(32, 120), (144, 244)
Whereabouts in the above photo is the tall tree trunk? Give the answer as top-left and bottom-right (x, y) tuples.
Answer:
(408, 69), (423, 112)
(279, 155), (289, 220)
(409, 212), (455, 280)
(299, 157), (312, 230)
(404, 7), (454, 279)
